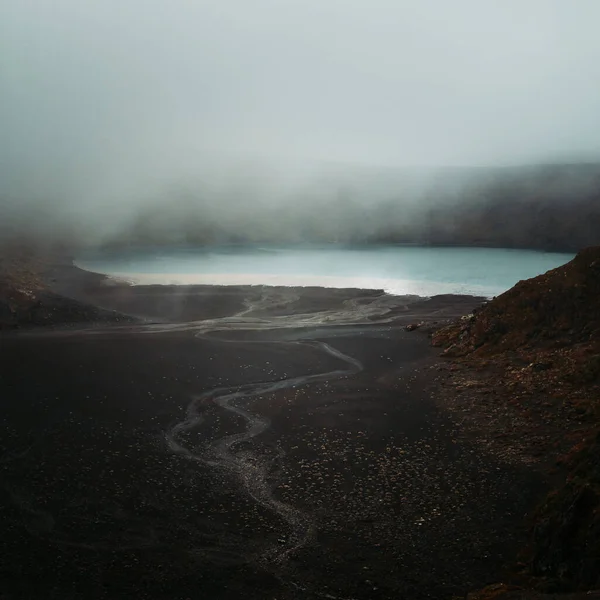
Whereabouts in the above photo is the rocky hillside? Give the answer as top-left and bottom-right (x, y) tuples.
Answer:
(433, 246), (600, 357)
(432, 248), (600, 594)
(0, 245), (132, 329)
(0, 245), (45, 327)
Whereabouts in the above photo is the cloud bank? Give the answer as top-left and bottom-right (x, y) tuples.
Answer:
(2, 1), (600, 246)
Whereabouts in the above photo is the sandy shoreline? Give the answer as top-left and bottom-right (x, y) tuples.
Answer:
(44, 259), (487, 325)
(0, 260), (542, 599)
(79, 268), (497, 299)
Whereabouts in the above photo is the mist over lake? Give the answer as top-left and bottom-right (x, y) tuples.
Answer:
(77, 245), (574, 298)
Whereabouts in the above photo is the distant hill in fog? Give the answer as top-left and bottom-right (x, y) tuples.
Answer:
(99, 162), (600, 252)
(3, 162), (600, 252)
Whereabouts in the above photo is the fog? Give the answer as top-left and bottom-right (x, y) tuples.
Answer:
(2, 0), (600, 247)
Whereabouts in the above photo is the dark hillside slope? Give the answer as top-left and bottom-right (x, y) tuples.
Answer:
(432, 247), (600, 593)
(0, 247), (133, 329)
(434, 246), (600, 356)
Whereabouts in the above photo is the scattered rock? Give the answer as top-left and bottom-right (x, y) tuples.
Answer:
(530, 362), (552, 372)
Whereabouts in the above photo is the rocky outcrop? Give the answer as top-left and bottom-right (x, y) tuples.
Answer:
(531, 431), (600, 590)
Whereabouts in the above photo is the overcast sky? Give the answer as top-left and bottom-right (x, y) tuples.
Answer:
(2, 0), (600, 224)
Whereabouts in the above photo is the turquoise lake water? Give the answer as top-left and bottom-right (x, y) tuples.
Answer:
(76, 245), (574, 298)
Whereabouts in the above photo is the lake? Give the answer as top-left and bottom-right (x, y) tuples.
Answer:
(76, 245), (574, 298)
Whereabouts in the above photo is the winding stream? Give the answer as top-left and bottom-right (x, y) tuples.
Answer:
(161, 290), (385, 564)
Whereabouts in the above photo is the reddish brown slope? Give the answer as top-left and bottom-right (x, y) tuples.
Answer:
(433, 246), (600, 357)
(432, 248), (600, 594)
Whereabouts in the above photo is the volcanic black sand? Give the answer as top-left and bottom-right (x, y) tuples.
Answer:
(0, 264), (544, 599)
